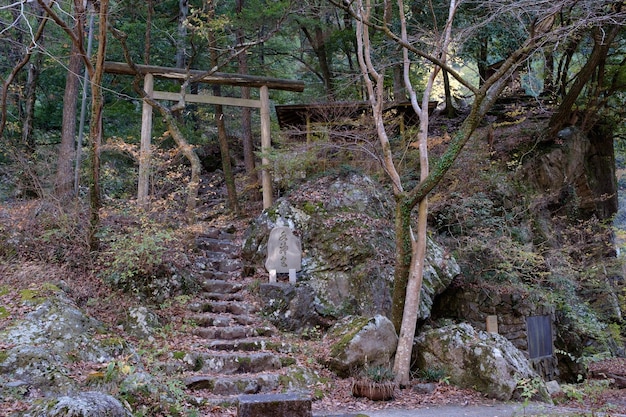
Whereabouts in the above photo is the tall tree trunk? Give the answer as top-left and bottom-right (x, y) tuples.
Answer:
(391, 197), (412, 331)
(301, 25), (335, 99)
(56, 0), (86, 197)
(214, 87), (241, 215)
(56, 43), (82, 197)
(88, 0), (109, 250)
(543, 49), (554, 95)
(0, 14), (47, 141)
(208, 2), (240, 214)
(477, 37), (488, 87)
(144, 0), (153, 65)
(236, 0), (260, 202)
(442, 69), (456, 118)
(176, 0), (188, 69)
(393, 64), (405, 101)
(21, 55), (42, 152)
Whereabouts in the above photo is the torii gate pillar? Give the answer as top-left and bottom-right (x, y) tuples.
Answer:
(260, 85), (273, 209)
(138, 73), (153, 207)
(136, 75), (274, 209)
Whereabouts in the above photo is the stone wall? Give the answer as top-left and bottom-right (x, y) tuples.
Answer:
(431, 282), (558, 380)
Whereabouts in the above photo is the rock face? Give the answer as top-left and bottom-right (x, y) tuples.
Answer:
(242, 174), (460, 329)
(523, 126), (617, 220)
(412, 323), (548, 401)
(432, 284), (559, 381)
(323, 315), (398, 377)
(258, 283), (334, 331)
(0, 290), (141, 413)
(27, 391), (133, 417)
(0, 292), (120, 397)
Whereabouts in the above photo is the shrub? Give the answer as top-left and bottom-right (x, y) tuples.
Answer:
(97, 219), (188, 301)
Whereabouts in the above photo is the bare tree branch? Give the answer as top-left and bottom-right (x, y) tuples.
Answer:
(0, 12), (47, 139)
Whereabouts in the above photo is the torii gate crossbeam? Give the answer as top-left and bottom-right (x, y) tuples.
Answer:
(104, 61), (305, 210)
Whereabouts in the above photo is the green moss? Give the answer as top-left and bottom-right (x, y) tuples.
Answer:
(280, 357), (297, 367)
(278, 374), (291, 387)
(172, 351), (186, 360)
(19, 289), (45, 304)
(0, 306), (8, 319)
(237, 356), (252, 371)
(302, 201), (323, 215)
(329, 316), (370, 358)
(0, 349), (8, 364)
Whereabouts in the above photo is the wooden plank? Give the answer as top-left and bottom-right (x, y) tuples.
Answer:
(152, 91), (261, 108)
(104, 61), (305, 92)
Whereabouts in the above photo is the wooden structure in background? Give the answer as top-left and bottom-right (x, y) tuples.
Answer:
(104, 61), (305, 209)
(275, 100), (437, 142)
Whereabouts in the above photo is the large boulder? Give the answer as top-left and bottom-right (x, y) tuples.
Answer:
(322, 315), (398, 377)
(0, 289), (136, 407)
(242, 173), (460, 327)
(412, 322), (549, 401)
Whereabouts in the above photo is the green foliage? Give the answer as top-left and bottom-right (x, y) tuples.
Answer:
(98, 220), (175, 293)
(557, 379), (614, 408)
(261, 143), (320, 192)
(515, 375), (543, 404)
(435, 192), (548, 285)
(365, 365), (395, 382)
(418, 366), (448, 383)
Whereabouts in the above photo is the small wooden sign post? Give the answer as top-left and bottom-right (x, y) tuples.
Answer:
(486, 315), (499, 334)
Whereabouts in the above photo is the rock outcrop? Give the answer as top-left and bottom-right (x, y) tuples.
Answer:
(242, 173), (460, 330)
(412, 323), (550, 401)
(523, 125), (617, 220)
(0, 291), (123, 397)
(26, 391), (133, 417)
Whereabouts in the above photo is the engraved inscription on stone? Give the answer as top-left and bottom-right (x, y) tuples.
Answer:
(265, 227), (302, 274)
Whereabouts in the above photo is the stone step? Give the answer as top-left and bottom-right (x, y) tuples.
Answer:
(193, 325), (276, 340)
(196, 237), (240, 258)
(197, 255), (243, 274)
(200, 279), (243, 294)
(190, 312), (258, 327)
(184, 372), (281, 395)
(183, 351), (282, 374)
(202, 292), (245, 302)
(200, 270), (233, 281)
(188, 300), (258, 315)
(238, 393), (312, 417)
(205, 338), (293, 354)
(198, 228), (236, 241)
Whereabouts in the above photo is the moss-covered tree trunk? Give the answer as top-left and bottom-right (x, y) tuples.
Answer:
(391, 196), (413, 332)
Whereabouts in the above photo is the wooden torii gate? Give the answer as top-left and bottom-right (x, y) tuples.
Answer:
(103, 62), (305, 209)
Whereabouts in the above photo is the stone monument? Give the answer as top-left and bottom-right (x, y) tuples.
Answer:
(265, 226), (302, 283)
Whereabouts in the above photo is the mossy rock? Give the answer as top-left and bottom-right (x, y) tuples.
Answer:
(324, 315), (397, 378)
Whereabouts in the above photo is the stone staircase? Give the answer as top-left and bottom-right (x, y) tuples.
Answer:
(171, 226), (314, 407)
